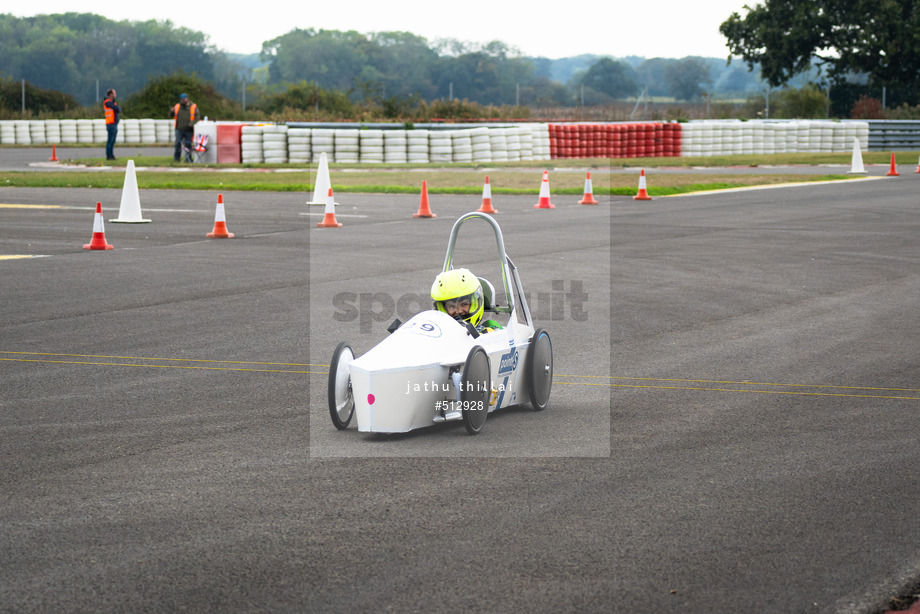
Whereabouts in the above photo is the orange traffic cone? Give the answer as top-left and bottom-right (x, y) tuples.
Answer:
(533, 171), (555, 209)
(49, 145), (59, 162)
(578, 172), (599, 205)
(317, 188), (343, 228)
(413, 180), (436, 218)
(634, 169), (652, 201)
(914, 155), (920, 174)
(477, 175), (497, 214)
(83, 203), (114, 250)
(206, 194), (234, 238)
(886, 153), (899, 176)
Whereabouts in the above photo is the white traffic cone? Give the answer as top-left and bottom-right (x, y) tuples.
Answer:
(308, 152), (336, 205)
(847, 137), (867, 175)
(110, 160), (151, 223)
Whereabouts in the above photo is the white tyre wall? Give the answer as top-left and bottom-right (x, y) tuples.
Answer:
(288, 128), (312, 163)
(428, 131), (452, 163)
(832, 123), (848, 152)
(741, 123), (754, 155)
(262, 128), (288, 163)
(29, 120), (47, 144)
(1, 121), (15, 144)
(518, 126), (534, 160)
(76, 120), (94, 143)
(807, 122), (821, 153)
(360, 129), (384, 163)
(241, 125), (264, 163)
(139, 119), (157, 144)
(311, 128), (334, 158)
(504, 128), (521, 161)
(772, 123), (786, 153)
(824, 122), (835, 152)
(334, 129), (360, 163)
(699, 123), (713, 157)
(533, 123), (552, 159)
(784, 122), (797, 153)
(727, 122), (743, 155)
(44, 119), (61, 144)
(680, 123), (696, 156)
(122, 119), (141, 144)
(407, 129), (429, 163)
(92, 119), (107, 143)
(796, 121), (810, 153)
(14, 120), (32, 145)
(156, 120), (172, 143)
(470, 127), (492, 163)
(59, 120), (77, 144)
(709, 123), (722, 156)
(384, 129), (408, 163)
(0, 121), (14, 144)
(490, 129), (509, 161)
(753, 122), (767, 154)
(451, 129), (473, 163)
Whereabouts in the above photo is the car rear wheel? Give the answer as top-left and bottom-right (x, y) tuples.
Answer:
(461, 345), (491, 435)
(328, 342), (355, 430)
(527, 329), (553, 411)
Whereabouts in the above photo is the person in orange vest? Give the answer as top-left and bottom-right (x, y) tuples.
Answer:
(103, 89), (120, 161)
(169, 93), (199, 162)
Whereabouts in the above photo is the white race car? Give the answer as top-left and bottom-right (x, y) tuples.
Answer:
(327, 211), (553, 435)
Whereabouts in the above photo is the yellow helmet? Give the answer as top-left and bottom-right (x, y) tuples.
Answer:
(431, 268), (484, 327)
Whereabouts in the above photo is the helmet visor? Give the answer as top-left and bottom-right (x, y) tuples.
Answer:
(440, 294), (473, 319)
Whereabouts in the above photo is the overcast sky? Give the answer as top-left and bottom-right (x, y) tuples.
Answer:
(15, 0), (753, 59)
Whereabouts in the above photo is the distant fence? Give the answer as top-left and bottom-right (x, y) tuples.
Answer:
(1, 119), (914, 159)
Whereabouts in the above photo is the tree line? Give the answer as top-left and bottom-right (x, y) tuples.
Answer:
(0, 12), (766, 110)
(3, 11), (914, 120)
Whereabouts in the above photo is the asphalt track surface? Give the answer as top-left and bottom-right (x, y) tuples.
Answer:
(2, 161), (920, 613)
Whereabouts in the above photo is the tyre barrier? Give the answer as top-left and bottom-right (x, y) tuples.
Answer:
(0, 119), (879, 159)
(549, 122), (682, 158)
(240, 124), (264, 164)
(0, 119), (176, 146)
(682, 120), (869, 156)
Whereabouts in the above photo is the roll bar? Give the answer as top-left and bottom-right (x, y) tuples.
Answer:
(442, 212), (533, 327)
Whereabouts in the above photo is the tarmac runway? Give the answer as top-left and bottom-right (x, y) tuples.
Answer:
(1, 174), (919, 612)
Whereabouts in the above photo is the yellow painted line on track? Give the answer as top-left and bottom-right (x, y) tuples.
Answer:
(4, 352), (915, 400)
(0, 204), (61, 209)
(0, 255), (47, 260)
(553, 380), (920, 401)
(663, 176), (884, 198)
(556, 373), (920, 393)
(0, 357), (324, 375)
(0, 351), (325, 374)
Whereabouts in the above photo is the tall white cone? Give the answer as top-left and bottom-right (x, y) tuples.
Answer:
(110, 160), (151, 223)
(308, 152), (336, 205)
(847, 137), (867, 175)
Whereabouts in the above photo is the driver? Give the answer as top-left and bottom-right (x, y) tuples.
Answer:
(431, 268), (502, 333)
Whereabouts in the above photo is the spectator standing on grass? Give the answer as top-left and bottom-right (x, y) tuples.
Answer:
(170, 93), (199, 162)
(103, 89), (120, 161)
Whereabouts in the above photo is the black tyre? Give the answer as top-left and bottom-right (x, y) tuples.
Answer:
(527, 329), (553, 411)
(328, 342), (355, 430)
(461, 346), (491, 435)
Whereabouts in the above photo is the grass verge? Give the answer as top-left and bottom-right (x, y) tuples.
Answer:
(1, 150), (907, 194)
